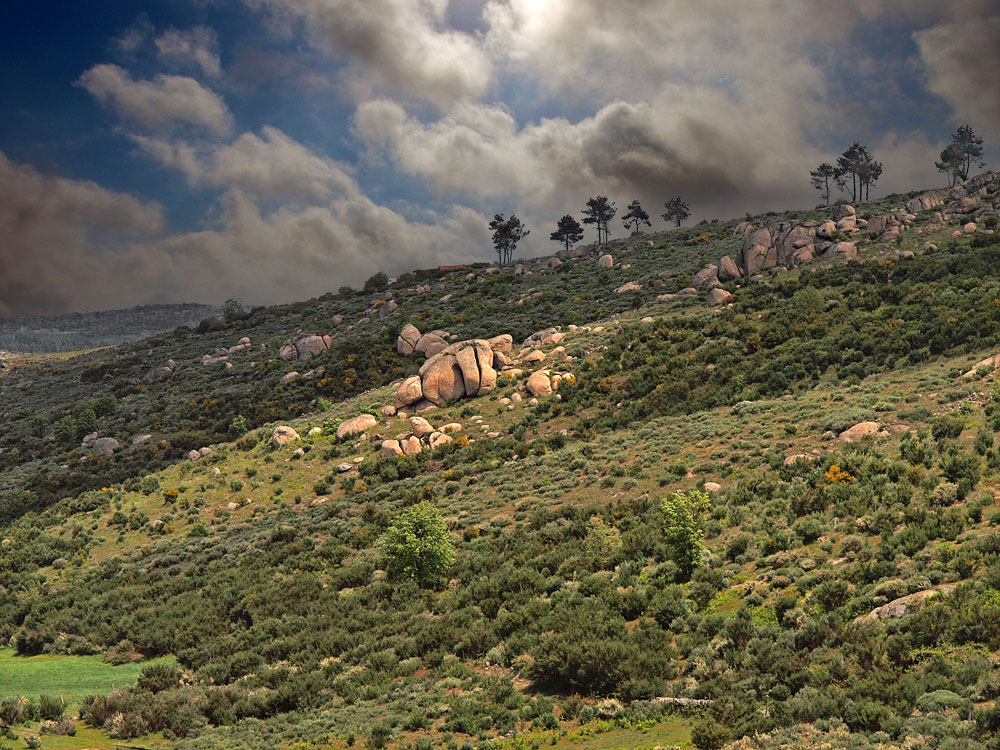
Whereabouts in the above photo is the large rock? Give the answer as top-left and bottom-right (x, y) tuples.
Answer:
(523, 328), (564, 348)
(401, 436), (422, 455)
(906, 190), (945, 213)
(381, 440), (404, 457)
(397, 324), (422, 355)
(294, 335), (332, 361)
(91, 437), (119, 458)
(337, 414), (377, 440)
(832, 204), (855, 221)
(597, 254), (614, 268)
(825, 241), (857, 260)
(738, 227), (773, 276)
(488, 334), (513, 355)
(409, 416), (436, 439)
(858, 585), (956, 622)
(616, 281), (643, 293)
(692, 265), (720, 289)
(395, 375), (424, 406)
(733, 220), (755, 235)
(271, 425), (300, 448)
(526, 371), (553, 396)
(718, 255), (740, 279)
(420, 354), (466, 405)
(816, 220), (837, 240)
(839, 421), (884, 443)
(708, 288), (734, 306)
(415, 331), (449, 357)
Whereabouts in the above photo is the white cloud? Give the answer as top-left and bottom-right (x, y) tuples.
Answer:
(246, 0), (493, 108)
(131, 126), (358, 203)
(155, 26), (222, 77)
(77, 64), (233, 134)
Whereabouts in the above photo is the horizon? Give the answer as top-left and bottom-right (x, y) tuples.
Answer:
(2, 0), (998, 317)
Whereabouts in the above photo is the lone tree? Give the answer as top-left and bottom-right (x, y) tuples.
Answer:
(950, 124), (984, 182)
(549, 214), (584, 252)
(662, 196), (690, 227)
(622, 199), (651, 234)
(379, 501), (455, 585)
(810, 163), (837, 206)
(582, 196), (616, 244)
(835, 142), (882, 202)
(489, 213), (529, 266)
(661, 490), (710, 578)
(936, 143), (965, 187)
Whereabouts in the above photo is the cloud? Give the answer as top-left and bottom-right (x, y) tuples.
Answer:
(0, 151), (485, 316)
(0, 152), (165, 316)
(246, 0), (493, 108)
(914, 7), (1000, 142)
(77, 64), (233, 134)
(131, 126), (358, 203)
(155, 26), (222, 77)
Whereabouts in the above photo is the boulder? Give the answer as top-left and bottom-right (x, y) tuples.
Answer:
(708, 288), (734, 306)
(378, 300), (399, 318)
(337, 463), (353, 473)
(280, 371), (299, 385)
(597, 254), (614, 268)
(488, 334), (514, 354)
(704, 482), (722, 493)
(441, 423), (463, 433)
(397, 324), (422, 355)
(733, 220), (755, 235)
(294, 335), (332, 361)
(455, 342), (487, 396)
(616, 281), (643, 293)
(415, 331), (449, 357)
(955, 197), (979, 214)
(839, 421), (884, 443)
(402, 436), (422, 455)
(866, 215), (889, 235)
(825, 241), (857, 260)
(336, 414), (377, 440)
(132, 434), (152, 445)
(964, 222), (977, 234)
(188, 449), (202, 461)
(858, 585), (956, 622)
(738, 227), (773, 276)
(381, 440), (404, 457)
(381, 404), (397, 418)
(271, 425), (300, 448)
(409, 416), (436, 439)
(395, 375), (424, 407)
(522, 349), (546, 365)
(692, 265), (720, 289)
(429, 433), (453, 449)
(420, 354), (466, 405)
(832, 204), (855, 221)
(91, 437), (119, 458)
(815, 220), (837, 240)
(718, 255), (740, 279)
(526, 371), (553, 396)
(523, 328), (564, 348)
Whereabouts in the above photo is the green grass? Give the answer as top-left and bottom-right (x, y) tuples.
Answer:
(0, 648), (176, 704)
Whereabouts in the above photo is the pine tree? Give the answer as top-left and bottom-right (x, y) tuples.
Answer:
(622, 199), (651, 234)
(662, 196), (690, 228)
(950, 124), (985, 182)
(549, 214), (585, 252)
(810, 163), (837, 206)
(582, 196), (616, 244)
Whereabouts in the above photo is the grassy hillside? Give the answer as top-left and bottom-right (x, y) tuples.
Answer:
(3, 183), (1000, 750)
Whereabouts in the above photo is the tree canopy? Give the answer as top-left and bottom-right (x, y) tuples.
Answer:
(810, 163), (837, 206)
(835, 142), (882, 202)
(379, 501), (455, 585)
(489, 214), (529, 266)
(549, 214), (584, 252)
(622, 199), (651, 234)
(582, 196), (616, 244)
(662, 196), (690, 228)
(950, 124), (985, 182)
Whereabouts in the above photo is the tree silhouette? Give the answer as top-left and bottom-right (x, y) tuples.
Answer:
(582, 196), (616, 244)
(936, 143), (965, 187)
(489, 214), (529, 266)
(622, 199), (651, 234)
(810, 163), (837, 206)
(550, 214), (584, 252)
(950, 124), (984, 182)
(835, 142), (881, 202)
(662, 196), (690, 228)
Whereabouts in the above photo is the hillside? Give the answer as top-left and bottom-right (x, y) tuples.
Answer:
(2, 174), (1000, 750)
(0, 303), (220, 354)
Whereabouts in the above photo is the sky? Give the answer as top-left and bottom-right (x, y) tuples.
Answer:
(1, 0), (998, 316)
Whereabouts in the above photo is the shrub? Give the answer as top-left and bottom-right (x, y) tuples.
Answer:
(379, 501), (455, 585)
(363, 272), (389, 294)
(37, 694), (64, 722)
(136, 663), (180, 693)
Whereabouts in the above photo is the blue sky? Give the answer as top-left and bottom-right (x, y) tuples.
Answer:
(1, 0), (998, 315)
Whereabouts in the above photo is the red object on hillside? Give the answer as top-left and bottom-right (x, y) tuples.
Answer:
(438, 264), (468, 271)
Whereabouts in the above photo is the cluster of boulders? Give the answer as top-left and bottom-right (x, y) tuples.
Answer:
(83, 433), (119, 458)
(133, 358), (176, 385)
(381, 415), (463, 456)
(391, 336), (511, 412)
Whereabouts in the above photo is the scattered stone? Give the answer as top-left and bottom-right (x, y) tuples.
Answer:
(522, 349), (546, 365)
(615, 281), (643, 293)
(381, 404), (397, 418)
(704, 482), (722, 493)
(188, 449), (201, 461)
(271, 425), (301, 448)
(440, 423), (463, 433)
(280, 371), (299, 385)
(641, 316), (654, 323)
(132, 434), (152, 445)
(692, 265), (721, 288)
(337, 414), (377, 440)
(718, 255), (740, 279)
(402, 436), (422, 455)
(308, 426), (323, 436)
(337, 463), (353, 473)
(209, 467), (221, 478)
(227, 502), (239, 511)
(598, 254), (614, 268)
(964, 222), (977, 234)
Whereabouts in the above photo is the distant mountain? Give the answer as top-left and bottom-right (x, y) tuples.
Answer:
(0, 303), (220, 352)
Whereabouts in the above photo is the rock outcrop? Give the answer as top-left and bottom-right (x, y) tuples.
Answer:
(419, 339), (498, 406)
(91, 437), (119, 458)
(397, 324), (422, 355)
(839, 421), (885, 443)
(280, 335), (332, 362)
(271, 426), (300, 448)
(337, 414), (377, 440)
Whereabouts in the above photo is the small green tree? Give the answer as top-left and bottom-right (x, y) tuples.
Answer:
(221, 296), (245, 321)
(581, 196), (616, 244)
(950, 124), (984, 181)
(584, 516), (622, 567)
(662, 196), (690, 227)
(661, 490), (710, 577)
(810, 163), (837, 205)
(550, 214), (584, 252)
(935, 143), (965, 187)
(54, 415), (77, 445)
(379, 501), (455, 585)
